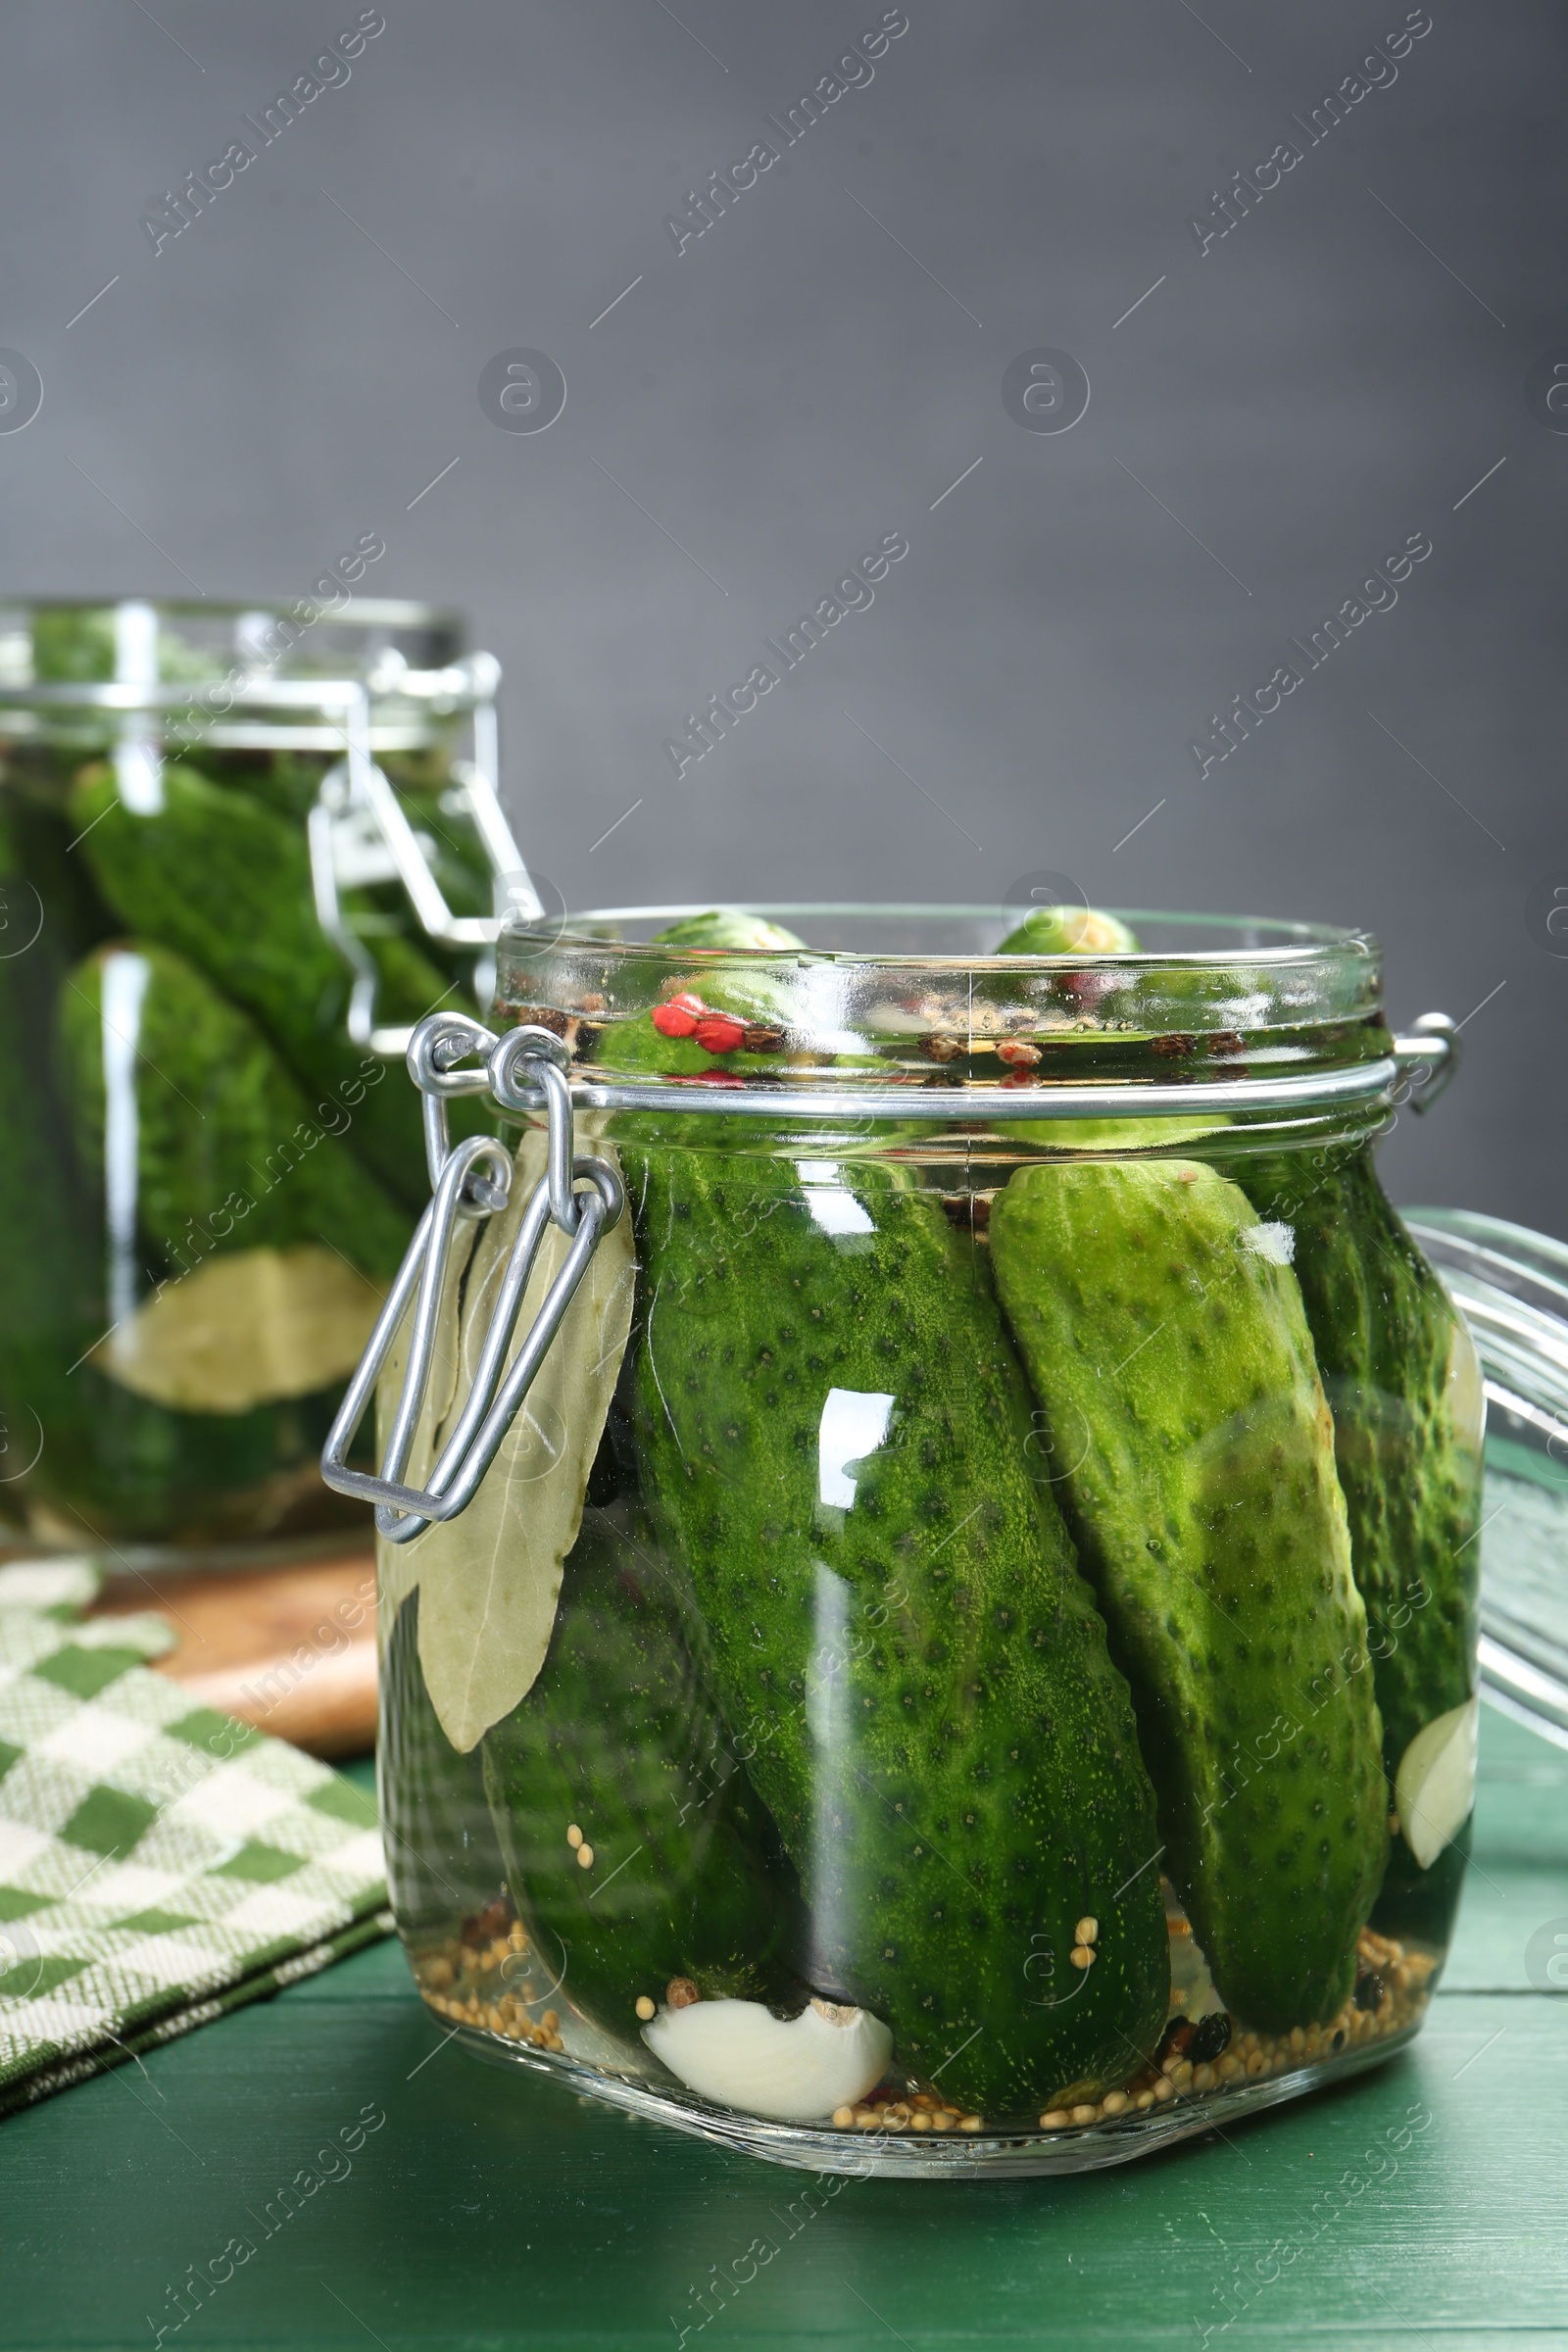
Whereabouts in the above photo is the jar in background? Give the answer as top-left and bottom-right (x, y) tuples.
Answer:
(0, 597), (535, 1562)
(341, 905), (1495, 2175)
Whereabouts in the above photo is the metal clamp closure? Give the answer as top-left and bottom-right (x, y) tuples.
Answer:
(318, 1020), (624, 1544)
(1390, 1012), (1459, 1115)
(304, 674), (545, 1057)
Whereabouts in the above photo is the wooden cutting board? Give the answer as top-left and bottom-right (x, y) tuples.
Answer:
(89, 1548), (379, 1758)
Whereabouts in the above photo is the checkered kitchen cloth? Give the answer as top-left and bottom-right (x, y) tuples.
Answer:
(0, 1558), (390, 2118)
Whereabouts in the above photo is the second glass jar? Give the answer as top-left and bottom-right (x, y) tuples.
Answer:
(0, 597), (516, 1561)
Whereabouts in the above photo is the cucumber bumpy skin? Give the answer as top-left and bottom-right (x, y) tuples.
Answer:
(652, 910), (807, 952)
(990, 1160), (1389, 2031)
(998, 906), (1141, 955)
(68, 760), (453, 1209)
(627, 1149), (1170, 2118)
(1235, 1146), (1483, 1932)
(481, 1485), (802, 2033)
(58, 940), (411, 1282)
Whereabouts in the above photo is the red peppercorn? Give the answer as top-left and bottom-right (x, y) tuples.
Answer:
(652, 991), (705, 1039)
(693, 1012), (746, 1054)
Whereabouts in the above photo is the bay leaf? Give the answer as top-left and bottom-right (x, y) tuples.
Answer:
(97, 1244), (386, 1414)
(402, 1126), (635, 1751)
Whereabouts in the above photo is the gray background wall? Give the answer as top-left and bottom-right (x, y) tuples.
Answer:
(2, 1), (1561, 1227)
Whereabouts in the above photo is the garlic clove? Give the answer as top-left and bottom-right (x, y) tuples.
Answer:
(1396, 1696), (1480, 1869)
(643, 1995), (893, 2122)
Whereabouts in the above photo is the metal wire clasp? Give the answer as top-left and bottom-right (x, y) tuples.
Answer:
(1391, 1011), (1460, 1115)
(304, 667), (546, 1056)
(318, 1015), (625, 1544)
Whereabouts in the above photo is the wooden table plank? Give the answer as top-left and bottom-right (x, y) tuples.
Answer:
(3, 1712), (1565, 2352)
(90, 1552), (378, 1759)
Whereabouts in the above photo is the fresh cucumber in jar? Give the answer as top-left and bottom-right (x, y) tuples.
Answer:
(1235, 1146), (1483, 1931)
(652, 910), (807, 952)
(626, 1149), (1170, 2118)
(997, 906), (1141, 955)
(68, 760), (452, 1209)
(57, 940), (411, 1283)
(989, 1158), (1389, 2032)
(480, 1492), (803, 2034)
(582, 907), (803, 1080)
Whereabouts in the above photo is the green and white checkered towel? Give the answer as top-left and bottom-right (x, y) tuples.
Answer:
(0, 1558), (390, 2118)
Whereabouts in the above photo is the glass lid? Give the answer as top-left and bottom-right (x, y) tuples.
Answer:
(1404, 1209), (1568, 1750)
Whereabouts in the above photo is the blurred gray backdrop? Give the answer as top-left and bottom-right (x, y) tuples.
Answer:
(2, 0), (1562, 1225)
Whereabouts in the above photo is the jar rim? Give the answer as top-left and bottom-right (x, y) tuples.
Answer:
(0, 595), (481, 717)
(487, 901), (1421, 1123)
(509, 901), (1378, 972)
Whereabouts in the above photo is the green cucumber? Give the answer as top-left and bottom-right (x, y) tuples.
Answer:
(1235, 1147), (1483, 1926)
(626, 1149), (1170, 2116)
(0, 796), (285, 1544)
(990, 1159), (1389, 2030)
(69, 760), (452, 1207)
(998, 906), (1141, 955)
(600, 909), (800, 1080)
(58, 941), (411, 1282)
(653, 910), (807, 952)
(481, 1483), (801, 2032)
(29, 608), (118, 683)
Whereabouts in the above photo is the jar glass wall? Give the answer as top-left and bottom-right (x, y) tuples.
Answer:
(0, 598), (514, 1561)
(373, 907), (1484, 2175)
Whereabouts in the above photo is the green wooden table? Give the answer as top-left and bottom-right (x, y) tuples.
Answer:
(6, 1706), (1566, 2352)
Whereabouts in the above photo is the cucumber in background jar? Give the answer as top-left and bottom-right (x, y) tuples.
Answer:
(68, 759), (455, 1211)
